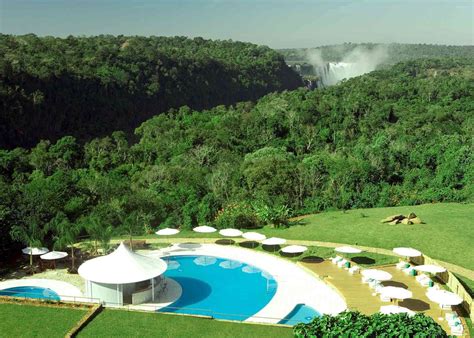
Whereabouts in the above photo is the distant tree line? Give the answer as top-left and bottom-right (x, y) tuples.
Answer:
(0, 57), (472, 261)
(280, 42), (474, 63)
(0, 34), (302, 149)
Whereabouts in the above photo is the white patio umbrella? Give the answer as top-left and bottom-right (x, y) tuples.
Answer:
(193, 256), (217, 266)
(22, 247), (49, 267)
(426, 289), (463, 320)
(361, 269), (393, 281)
(393, 247), (422, 262)
(219, 228), (243, 244)
(40, 251), (68, 269)
(380, 305), (415, 316)
(335, 246), (362, 254)
(262, 237), (287, 252)
(281, 245), (308, 254)
(380, 286), (413, 304)
(156, 228), (180, 236)
(40, 251), (67, 260)
(193, 225), (217, 233)
(414, 265), (446, 274)
(242, 232), (266, 241)
(242, 232), (266, 248)
(22, 247), (49, 255)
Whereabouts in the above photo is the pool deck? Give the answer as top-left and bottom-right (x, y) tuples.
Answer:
(301, 260), (469, 336)
(142, 243), (347, 324)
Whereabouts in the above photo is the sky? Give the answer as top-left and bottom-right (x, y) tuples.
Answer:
(1, 0), (473, 48)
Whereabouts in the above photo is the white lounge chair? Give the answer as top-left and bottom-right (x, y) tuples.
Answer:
(416, 274), (432, 287)
(337, 259), (348, 268)
(331, 256), (343, 264)
(362, 276), (374, 284)
(403, 266), (415, 275)
(380, 294), (391, 302)
(440, 303), (452, 310)
(348, 266), (360, 274)
(396, 261), (408, 270)
(445, 312), (458, 321)
(450, 323), (464, 336)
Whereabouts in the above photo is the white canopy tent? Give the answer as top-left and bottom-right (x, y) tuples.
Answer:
(193, 226), (217, 233)
(78, 242), (167, 305)
(155, 228), (180, 236)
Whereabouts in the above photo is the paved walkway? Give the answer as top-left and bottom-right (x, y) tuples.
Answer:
(301, 260), (469, 336)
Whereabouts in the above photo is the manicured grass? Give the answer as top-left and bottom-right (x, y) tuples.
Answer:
(113, 203), (474, 270)
(262, 203), (474, 270)
(0, 303), (87, 338)
(78, 309), (293, 338)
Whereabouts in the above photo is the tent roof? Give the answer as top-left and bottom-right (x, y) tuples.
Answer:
(78, 242), (167, 284)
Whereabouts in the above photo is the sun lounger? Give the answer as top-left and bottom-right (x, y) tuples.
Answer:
(415, 274), (432, 287)
(331, 256), (343, 264)
(403, 266), (415, 275)
(380, 294), (391, 302)
(396, 261), (408, 270)
(362, 276), (374, 284)
(445, 313), (458, 321)
(450, 322), (464, 336)
(440, 304), (452, 310)
(348, 266), (360, 274)
(337, 259), (348, 268)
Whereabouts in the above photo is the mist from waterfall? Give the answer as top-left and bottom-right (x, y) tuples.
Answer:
(308, 45), (388, 87)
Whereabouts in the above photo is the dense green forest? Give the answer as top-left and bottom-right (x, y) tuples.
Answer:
(1, 57), (472, 259)
(280, 43), (474, 63)
(0, 34), (301, 149)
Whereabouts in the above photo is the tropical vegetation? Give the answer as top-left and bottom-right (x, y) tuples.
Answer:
(293, 311), (447, 337)
(0, 56), (472, 262)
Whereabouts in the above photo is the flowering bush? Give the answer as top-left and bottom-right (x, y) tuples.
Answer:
(213, 202), (261, 229)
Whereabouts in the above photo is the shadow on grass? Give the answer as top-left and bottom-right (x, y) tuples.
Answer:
(300, 256), (325, 264)
(351, 256), (376, 265)
(239, 241), (259, 249)
(399, 299), (430, 311)
(262, 244), (281, 252)
(280, 252), (303, 258)
(215, 239), (235, 245)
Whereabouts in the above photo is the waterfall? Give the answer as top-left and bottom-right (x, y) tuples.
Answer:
(315, 62), (359, 87)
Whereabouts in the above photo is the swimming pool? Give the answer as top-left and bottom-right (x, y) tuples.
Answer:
(0, 286), (60, 301)
(278, 303), (321, 325)
(160, 255), (277, 321)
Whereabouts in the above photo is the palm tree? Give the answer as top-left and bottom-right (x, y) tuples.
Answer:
(10, 218), (46, 268)
(50, 213), (82, 272)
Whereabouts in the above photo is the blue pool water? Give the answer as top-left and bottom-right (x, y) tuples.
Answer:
(160, 255), (277, 320)
(278, 303), (321, 325)
(0, 286), (60, 301)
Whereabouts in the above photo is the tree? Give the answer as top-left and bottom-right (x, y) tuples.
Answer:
(49, 212), (82, 272)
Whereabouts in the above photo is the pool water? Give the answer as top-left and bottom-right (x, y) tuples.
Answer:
(278, 303), (320, 325)
(160, 255), (277, 321)
(0, 286), (60, 301)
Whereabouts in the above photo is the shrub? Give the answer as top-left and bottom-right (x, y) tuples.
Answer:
(293, 311), (447, 337)
(252, 202), (290, 228)
(213, 202), (260, 229)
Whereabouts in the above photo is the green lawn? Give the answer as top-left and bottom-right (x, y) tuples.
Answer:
(78, 309), (293, 338)
(0, 303), (87, 338)
(119, 203), (472, 271)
